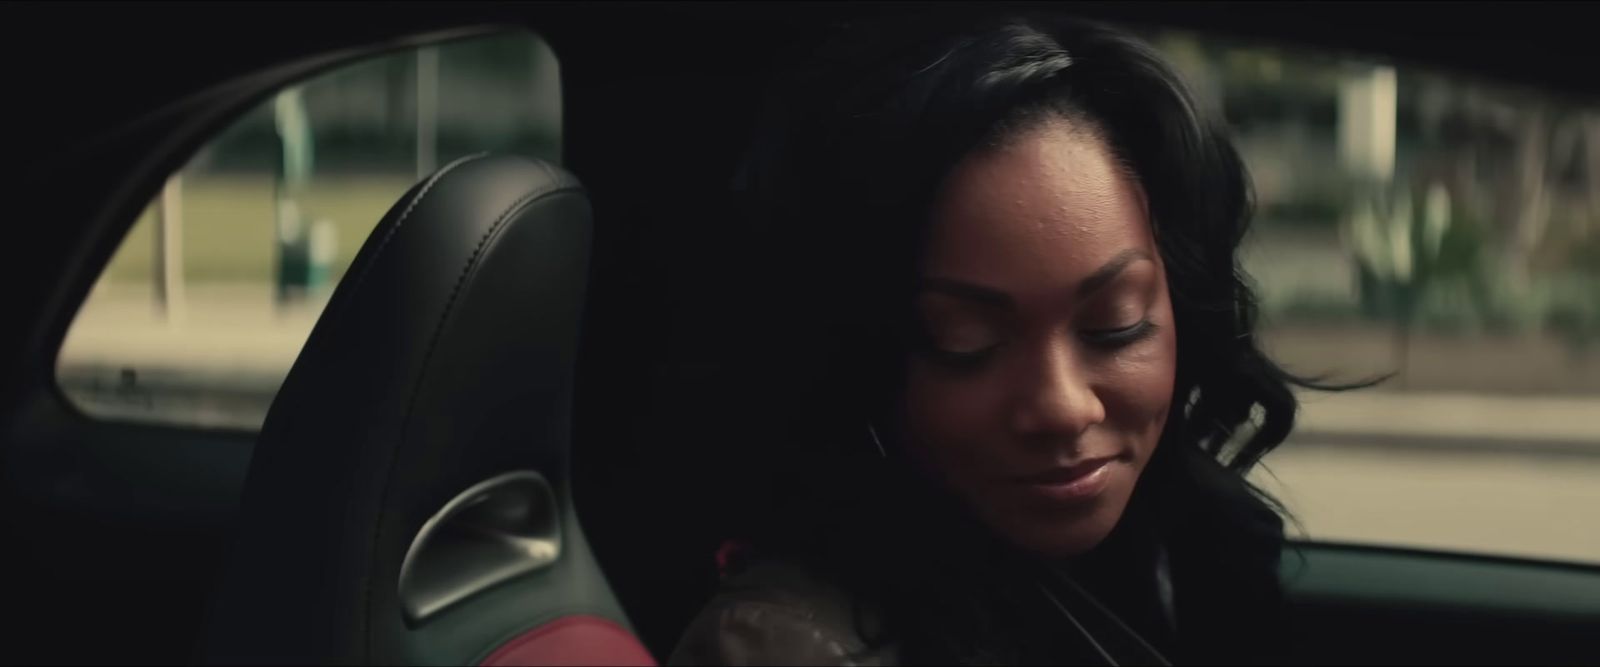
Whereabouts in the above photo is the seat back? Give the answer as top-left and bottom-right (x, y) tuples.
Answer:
(205, 155), (653, 666)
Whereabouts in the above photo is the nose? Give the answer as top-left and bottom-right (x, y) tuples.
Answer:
(1009, 338), (1106, 441)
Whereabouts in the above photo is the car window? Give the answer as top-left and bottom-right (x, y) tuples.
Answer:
(1138, 30), (1600, 565)
(55, 23), (1599, 569)
(56, 30), (561, 431)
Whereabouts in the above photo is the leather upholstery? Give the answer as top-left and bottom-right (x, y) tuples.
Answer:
(480, 615), (655, 667)
(204, 155), (646, 664)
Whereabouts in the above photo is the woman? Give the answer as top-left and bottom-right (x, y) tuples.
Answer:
(673, 13), (1355, 666)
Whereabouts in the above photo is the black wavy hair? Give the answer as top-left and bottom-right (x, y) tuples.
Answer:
(712, 12), (1366, 664)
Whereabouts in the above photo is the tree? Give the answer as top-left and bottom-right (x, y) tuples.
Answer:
(1588, 113), (1600, 225)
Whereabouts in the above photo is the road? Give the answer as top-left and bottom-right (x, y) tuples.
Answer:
(1253, 439), (1600, 565)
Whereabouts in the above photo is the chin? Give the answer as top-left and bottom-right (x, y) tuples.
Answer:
(1008, 510), (1123, 558)
(982, 486), (1137, 559)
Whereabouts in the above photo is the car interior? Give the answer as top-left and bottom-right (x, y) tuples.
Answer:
(4, 2), (1598, 665)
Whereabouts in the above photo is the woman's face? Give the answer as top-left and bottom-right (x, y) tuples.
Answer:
(898, 120), (1177, 559)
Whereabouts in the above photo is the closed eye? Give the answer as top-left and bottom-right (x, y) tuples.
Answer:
(1081, 319), (1157, 348)
(923, 343), (1001, 370)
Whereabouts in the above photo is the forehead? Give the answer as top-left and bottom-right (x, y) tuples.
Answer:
(924, 122), (1153, 288)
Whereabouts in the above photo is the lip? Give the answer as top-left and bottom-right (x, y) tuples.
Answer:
(1011, 457), (1117, 504)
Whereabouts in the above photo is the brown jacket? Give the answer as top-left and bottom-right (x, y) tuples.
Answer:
(668, 559), (899, 666)
(668, 553), (1179, 666)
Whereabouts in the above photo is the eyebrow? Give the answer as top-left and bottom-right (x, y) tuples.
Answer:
(919, 248), (1154, 306)
(1076, 248), (1154, 299)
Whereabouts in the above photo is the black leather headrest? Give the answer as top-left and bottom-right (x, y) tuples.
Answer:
(206, 155), (611, 663)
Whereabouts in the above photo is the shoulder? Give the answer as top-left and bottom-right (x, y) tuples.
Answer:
(668, 558), (897, 666)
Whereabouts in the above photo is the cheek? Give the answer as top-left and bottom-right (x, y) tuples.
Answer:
(899, 363), (1003, 476)
(1095, 298), (1179, 467)
(1098, 323), (1178, 439)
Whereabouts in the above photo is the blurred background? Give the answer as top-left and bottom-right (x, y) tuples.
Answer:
(59, 31), (562, 428)
(1144, 29), (1600, 564)
(55, 28), (1599, 564)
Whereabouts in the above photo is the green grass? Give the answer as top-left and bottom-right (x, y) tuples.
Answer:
(100, 174), (416, 284)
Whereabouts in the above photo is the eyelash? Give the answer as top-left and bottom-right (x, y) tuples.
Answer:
(922, 319), (1157, 369)
(1081, 319), (1158, 349)
(923, 345), (999, 370)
